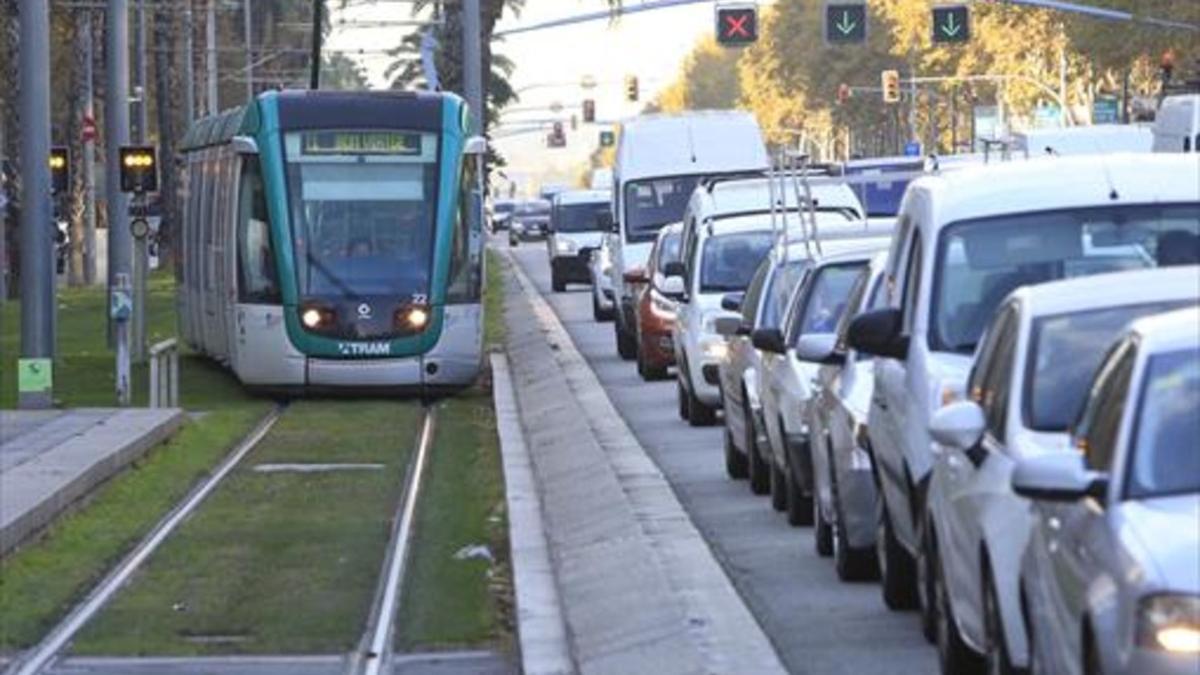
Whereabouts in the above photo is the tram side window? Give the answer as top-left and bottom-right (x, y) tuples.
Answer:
(237, 155), (281, 304)
(447, 156), (480, 303)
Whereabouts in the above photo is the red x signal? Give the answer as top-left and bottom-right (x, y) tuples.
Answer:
(716, 7), (757, 46)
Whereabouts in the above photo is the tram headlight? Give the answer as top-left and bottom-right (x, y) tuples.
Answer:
(299, 304), (335, 331)
(396, 305), (431, 332)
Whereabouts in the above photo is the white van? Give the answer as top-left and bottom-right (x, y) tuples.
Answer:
(607, 112), (768, 359)
(1152, 94), (1200, 152)
(1011, 125), (1152, 157)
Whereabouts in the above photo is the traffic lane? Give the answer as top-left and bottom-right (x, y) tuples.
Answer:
(507, 243), (936, 675)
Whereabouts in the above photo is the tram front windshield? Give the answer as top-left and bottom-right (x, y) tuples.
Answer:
(285, 130), (440, 300)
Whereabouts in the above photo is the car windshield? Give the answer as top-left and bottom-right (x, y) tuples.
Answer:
(284, 130), (439, 299)
(624, 176), (702, 243)
(516, 201), (550, 217)
(554, 201), (610, 233)
(699, 232), (773, 293)
(931, 204), (1200, 353)
(1128, 348), (1200, 499)
(1025, 301), (1190, 431)
(494, 202), (516, 214)
(793, 262), (867, 341)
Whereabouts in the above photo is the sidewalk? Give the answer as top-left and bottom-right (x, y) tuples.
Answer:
(494, 252), (787, 675)
(0, 408), (185, 555)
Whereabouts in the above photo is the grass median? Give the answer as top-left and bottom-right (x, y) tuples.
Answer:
(0, 275), (271, 652)
(71, 400), (422, 655)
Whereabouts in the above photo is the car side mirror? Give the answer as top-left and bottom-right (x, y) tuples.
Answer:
(1011, 454), (1109, 502)
(662, 261), (685, 278)
(794, 333), (844, 365)
(752, 328), (787, 355)
(623, 267), (648, 284)
(659, 275), (686, 299)
(714, 316), (742, 337)
(721, 292), (744, 313)
(847, 308), (909, 360)
(929, 401), (986, 450)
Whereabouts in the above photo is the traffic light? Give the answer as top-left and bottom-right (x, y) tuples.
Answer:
(931, 6), (970, 44)
(548, 121), (566, 149)
(119, 145), (158, 193)
(625, 75), (640, 103)
(715, 5), (758, 46)
(582, 98), (596, 124)
(824, 3), (867, 45)
(599, 130), (616, 148)
(49, 147), (69, 194)
(881, 70), (901, 104)
(836, 83), (852, 106)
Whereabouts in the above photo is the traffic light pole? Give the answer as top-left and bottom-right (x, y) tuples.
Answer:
(17, 0), (55, 409)
(106, 0), (133, 404)
(133, 0), (148, 363)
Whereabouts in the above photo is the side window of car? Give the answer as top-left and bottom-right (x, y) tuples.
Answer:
(835, 268), (870, 357)
(885, 215), (913, 305)
(982, 308), (1018, 441)
(742, 262), (769, 327)
(1075, 340), (1136, 472)
(901, 232), (923, 334)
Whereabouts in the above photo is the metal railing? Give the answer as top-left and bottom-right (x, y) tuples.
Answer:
(148, 338), (180, 408)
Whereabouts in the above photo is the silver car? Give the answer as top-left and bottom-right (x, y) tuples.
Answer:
(1013, 306), (1200, 675)
(798, 252), (888, 580)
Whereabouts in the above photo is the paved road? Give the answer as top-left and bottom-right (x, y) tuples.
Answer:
(507, 243), (938, 675)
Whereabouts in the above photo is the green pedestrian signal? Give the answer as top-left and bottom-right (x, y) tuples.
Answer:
(599, 130), (616, 148)
(824, 3), (867, 45)
(932, 6), (970, 44)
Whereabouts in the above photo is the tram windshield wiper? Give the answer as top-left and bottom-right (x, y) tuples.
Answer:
(305, 252), (360, 300)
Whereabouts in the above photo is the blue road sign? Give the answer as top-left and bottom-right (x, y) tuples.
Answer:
(904, 141), (922, 157)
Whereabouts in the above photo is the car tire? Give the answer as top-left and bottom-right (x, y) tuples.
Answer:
(984, 571), (1027, 675)
(784, 460), (813, 526)
(936, 557), (986, 675)
(725, 427), (748, 479)
(746, 404), (770, 495)
(677, 379), (690, 421)
(637, 346), (668, 381)
(686, 381), (716, 427)
(918, 520), (939, 644)
(877, 504), (919, 610)
(815, 498), (834, 557)
(615, 321), (637, 361)
(592, 289), (613, 322)
(832, 467), (878, 582)
(769, 459), (788, 512)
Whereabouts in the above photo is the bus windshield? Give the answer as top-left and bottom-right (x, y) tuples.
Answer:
(284, 130), (440, 300)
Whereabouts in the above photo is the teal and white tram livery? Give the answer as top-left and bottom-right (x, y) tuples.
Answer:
(178, 90), (486, 394)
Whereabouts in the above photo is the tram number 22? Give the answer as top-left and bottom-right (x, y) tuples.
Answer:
(411, 293), (428, 305)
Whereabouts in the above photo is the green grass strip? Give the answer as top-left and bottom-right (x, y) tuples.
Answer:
(71, 401), (420, 656)
(396, 392), (510, 650)
(0, 404), (269, 651)
(484, 250), (507, 349)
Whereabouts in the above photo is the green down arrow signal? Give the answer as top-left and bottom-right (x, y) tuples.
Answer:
(940, 12), (961, 36)
(836, 11), (858, 35)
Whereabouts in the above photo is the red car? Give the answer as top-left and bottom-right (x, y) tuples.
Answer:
(627, 223), (683, 381)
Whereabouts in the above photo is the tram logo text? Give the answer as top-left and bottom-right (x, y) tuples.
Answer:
(338, 342), (392, 356)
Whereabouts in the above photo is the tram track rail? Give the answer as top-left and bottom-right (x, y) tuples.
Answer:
(4, 404), (288, 675)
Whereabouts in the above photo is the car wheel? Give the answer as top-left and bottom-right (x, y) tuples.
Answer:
(746, 404), (770, 495)
(984, 571), (1026, 675)
(832, 466), (878, 582)
(686, 380), (716, 427)
(1082, 626), (1102, 675)
(551, 271), (565, 292)
(769, 458), (788, 512)
(784, 458), (813, 526)
(725, 427), (748, 479)
(936, 557), (985, 675)
(918, 520), (939, 643)
(615, 321), (637, 360)
(592, 288), (613, 322)
(677, 379), (690, 421)
(877, 503), (919, 610)
(814, 497), (833, 557)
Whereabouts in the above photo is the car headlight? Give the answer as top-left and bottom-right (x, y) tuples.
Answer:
(556, 238), (577, 253)
(1139, 594), (1200, 653)
(701, 337), (728, 360)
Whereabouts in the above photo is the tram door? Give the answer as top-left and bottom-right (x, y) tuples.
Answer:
(231, 150), (285, 384)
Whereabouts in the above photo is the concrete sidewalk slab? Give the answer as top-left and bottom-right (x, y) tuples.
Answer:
(497, 251), (787, 675)
(0, 408), (185, 555)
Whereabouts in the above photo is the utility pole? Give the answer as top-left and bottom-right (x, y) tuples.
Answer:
(132, 0), (148, 362)
(83, 9), (98, 285)
(206, 0), (218, 115)
(18, 0), (55, 408)
(463, 0), (484, 135)
(106, 0), (133, 404)
(309, 0), (323, 89)
(244, 0), (254, 99)
(184, 0), (196, 124)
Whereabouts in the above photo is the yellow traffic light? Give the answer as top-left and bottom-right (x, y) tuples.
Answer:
(119, 145), (158, 193)
(881, 70), (901, 104)
(625, 75), (640, 103)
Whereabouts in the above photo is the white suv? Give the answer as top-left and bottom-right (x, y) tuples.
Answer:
(925, 266), (1200, 674)
(847, 153), (1200, 613)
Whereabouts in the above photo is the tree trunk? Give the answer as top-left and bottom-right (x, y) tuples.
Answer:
(154, 1), (181, 266)
(67, 9), (88, 286)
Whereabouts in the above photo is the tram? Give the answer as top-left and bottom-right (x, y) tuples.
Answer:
(177, 90), (486, 394)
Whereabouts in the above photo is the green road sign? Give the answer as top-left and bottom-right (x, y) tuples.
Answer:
(932, 6), (970, 44)
(825, 3), (867, 44)
(18, 358), (53, 395)
(599, 130), (616, 148)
